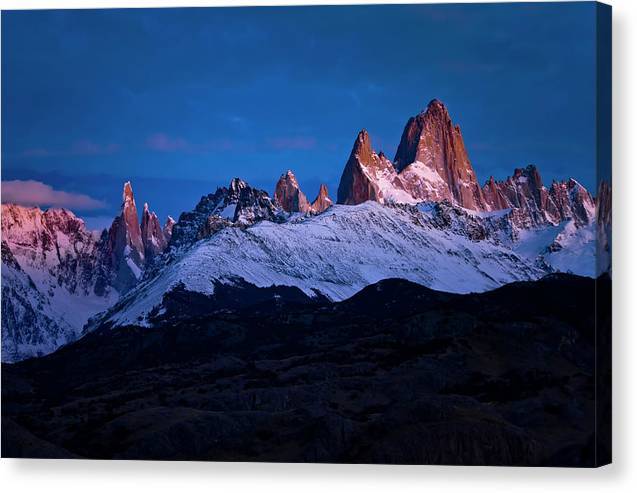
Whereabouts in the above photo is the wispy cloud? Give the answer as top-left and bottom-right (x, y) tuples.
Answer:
(20, 140), (121, 158)
(71, 140), (120, 156)
(266, 136), (317, 150)
(1, 180), (107, 210)
(145, 134), (242, 153)
(145, 133), (190, 152)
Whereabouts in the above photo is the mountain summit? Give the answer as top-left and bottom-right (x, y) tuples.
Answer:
(393, 99), (486, 209)
(1, 100), (608, 363)
(338, 101), (485, 208)
(274, 170), (312, 213)
(337, 99), (596, 230)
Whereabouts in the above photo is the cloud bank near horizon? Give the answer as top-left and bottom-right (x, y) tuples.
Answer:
(1, 180), (107, 211)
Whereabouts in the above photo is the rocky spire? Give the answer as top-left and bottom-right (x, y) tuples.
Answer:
(106, 181), (145, 292)
(482, 176), (510, 211)
(337, 130), (393, 205)
(482, 165), (595, 227)
(274, 170), (312, 213)
(311, 183), (333, 213)
(121, 181), (144, 256)
(393, 99), (486, 210)
(163, 216), (176, 243)
(141, 202), (167, 261)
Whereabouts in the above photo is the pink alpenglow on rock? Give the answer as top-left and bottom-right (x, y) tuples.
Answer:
(274, 170), (312, 213)
(106, 182), (146, 292)
(311, 183), (333, 213)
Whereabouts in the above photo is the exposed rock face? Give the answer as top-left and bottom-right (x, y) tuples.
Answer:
(274, 170), (333, 214)
(163, 216), (176, 243)
(1, 204), (110, 298)
(482, 176), (510, 211)
(482, 165), (595, 228)
(1, 181), (172, 361)
(311, 183), (333, 213)
(337, 100), (597, 231)
(105, 182), (146, 292)
(169, 178), (283, 248)
(1, 239), (74, 363)
(227, 178), (282, 226)
(0, 204), (117, 362)
(274, 170), (311, 213)
(337, 130), (405, 205)
(338, 102), (485, 208)
(141, 203), (168, 261)
(393, 99), (486, 210)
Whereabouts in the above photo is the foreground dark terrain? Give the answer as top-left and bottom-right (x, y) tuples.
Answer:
(2, 274), (611, 466)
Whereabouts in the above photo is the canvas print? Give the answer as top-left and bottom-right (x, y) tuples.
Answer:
(1, 2), (611, 466)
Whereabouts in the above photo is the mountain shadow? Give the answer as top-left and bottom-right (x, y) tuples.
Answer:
(1, 274), (611, 466)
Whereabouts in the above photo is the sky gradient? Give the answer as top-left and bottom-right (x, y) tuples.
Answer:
(2, 3), (599, 229)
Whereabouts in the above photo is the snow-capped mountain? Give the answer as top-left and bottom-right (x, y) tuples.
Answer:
(1, 240), (76, 362)
(1, 205), (117, 361)
(337, 99), (597, 229)
(1, 98), (611, 362)
(91, 182), (604, 331)
(94, 200), (546, 329)
(169, 178), (285, 250)
(1, 182), (170, 362)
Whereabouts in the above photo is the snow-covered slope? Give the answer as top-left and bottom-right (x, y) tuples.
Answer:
(1, 241), (76, 362)
(1, 205), (119, 362)
(98, 201), (552, 329)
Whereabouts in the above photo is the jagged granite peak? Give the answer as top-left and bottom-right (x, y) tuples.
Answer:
(1, 204), (118, 362)
(393, 99), (486, 210)
(274, 170), (312, 213)
(163, 216), (176, 243)
(141, 202), (168, 261)
(105, 182), (145, 292)
(311, 183), (333, 213)
(169, 178), (284, 248)
(482, 176), (511, 211)
(481, 165), (595, 228)
(0, 204), (110, 298)
(337, 130), (404, 205)
(94, 200), (583, 330)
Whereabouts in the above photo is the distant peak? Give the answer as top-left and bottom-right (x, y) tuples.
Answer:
(229, 177), (247, 191)
(353, 129), (372, 153)
(280, 170), (299, 185)
(122, 181), (134, 203)
(422, 98), (449, 116)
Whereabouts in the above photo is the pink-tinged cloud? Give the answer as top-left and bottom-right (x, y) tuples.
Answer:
(1, 180), (107, 210)
(146, 133), (190, 152)
(71, 140), (120, 155)
(21, 141), (121, 158)
(266, 136), (317, 150)
(71, 140), (102, 155)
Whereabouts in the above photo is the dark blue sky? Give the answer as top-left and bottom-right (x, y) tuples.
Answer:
(2, 3), (599, 229)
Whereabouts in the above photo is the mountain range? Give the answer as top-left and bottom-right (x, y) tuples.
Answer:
(1, 99), (611, 362)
